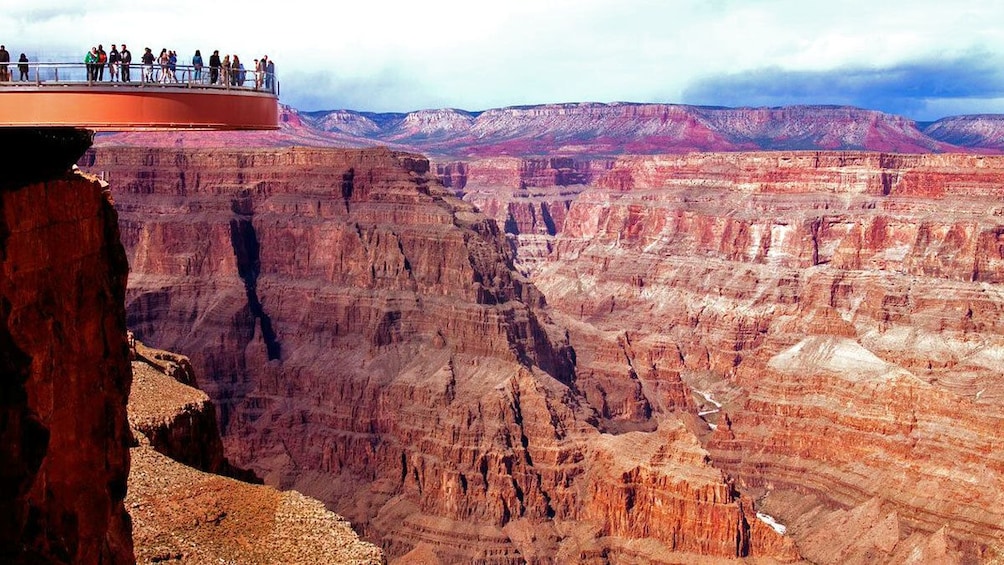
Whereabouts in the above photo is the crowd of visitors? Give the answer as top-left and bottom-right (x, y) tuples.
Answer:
(203, 50), (275, 90)
(0, 43), (276, 93)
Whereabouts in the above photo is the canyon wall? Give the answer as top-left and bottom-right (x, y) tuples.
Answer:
(460, 151), (1004, 562)
(129, 339), (258, 481)
(0, 130), (134, 564)
(89, 146), (795, 563)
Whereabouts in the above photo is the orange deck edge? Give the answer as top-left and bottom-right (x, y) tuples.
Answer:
(0, 86), (279, 130)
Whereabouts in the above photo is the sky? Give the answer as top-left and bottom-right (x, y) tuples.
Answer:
(3, 0), (1004, 120)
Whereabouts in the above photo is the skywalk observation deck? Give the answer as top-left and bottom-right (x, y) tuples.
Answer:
(0, 61), (278, 130)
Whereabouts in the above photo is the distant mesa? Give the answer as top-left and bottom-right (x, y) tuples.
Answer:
(98, 102), (1004, 156)
(923, 114), (1004, 150)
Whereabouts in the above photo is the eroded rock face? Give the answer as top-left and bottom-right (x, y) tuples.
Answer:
(127, 340), (383, 564)
(465, 151), (1004, 563)
(0, 160), (133, 564)
(129, 340), (258, 482)
(92, 146), (791, 562)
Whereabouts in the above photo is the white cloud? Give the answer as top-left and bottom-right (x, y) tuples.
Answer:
(2, 0), (1003, 115)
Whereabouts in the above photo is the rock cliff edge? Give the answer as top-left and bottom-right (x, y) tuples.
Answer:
(0, 128), (134, 565)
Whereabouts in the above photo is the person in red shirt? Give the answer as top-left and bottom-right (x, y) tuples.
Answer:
(97, 45), (107, 80)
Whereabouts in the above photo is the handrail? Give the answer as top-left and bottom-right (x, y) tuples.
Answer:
(0, 61), (280, 97)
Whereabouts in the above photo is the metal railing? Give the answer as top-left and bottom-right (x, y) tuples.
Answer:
(0, 61), (280, 97)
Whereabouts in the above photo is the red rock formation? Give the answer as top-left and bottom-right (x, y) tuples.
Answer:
(129, 339), (258, 481)
(0, 132), (133, 564)
(89, 146), (794, 563)
(127, 340), (383, 564)
(129, 444), (385, 565)
(477, 151), (1004, 563)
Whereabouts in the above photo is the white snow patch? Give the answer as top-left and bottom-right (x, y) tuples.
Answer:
(837, 293), (865, 323)
(643, 236), (666, 254)
(575, 274), (598, 292)
(865, 325), (913, 349)
(743, 223), (763, 261)
(976, 389), (985, 400)
(695, 390), (723, 427)
(756, 512), (787, 536)
(863, 327), (981, 368)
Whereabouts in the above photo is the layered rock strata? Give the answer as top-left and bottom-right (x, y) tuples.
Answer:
(127, 340), (383, 564)
(0, 133), (134, 564)
(90, 146), (795, 562)
(463, 151), (1004, 563)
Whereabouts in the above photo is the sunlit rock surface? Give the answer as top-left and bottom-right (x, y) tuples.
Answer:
(91, 146), (795, 563)
(467, 151), (1004, 563)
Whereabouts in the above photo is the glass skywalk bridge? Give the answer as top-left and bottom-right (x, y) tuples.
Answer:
(0, 61), (278, 130)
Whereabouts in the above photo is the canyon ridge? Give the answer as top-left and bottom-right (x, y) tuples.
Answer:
(78, 102), (1004, 563)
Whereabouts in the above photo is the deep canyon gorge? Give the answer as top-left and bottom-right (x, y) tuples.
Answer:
(77, 130), (1004, 563)
(3, 101), (1003, 563)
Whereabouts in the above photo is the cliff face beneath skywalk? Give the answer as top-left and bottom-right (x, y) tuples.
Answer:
(1, 129), (134, 565)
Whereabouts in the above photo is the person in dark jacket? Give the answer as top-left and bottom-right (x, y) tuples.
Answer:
(231, 54), (242, 86)
(141, 47), (155, 82)
(209, 50), (221, 84)
(17, 53), (28, 81)
(266, 57), (275, 92)
(108, 44), (120, 81)
(168, 50), (178, 83)
(0, 45), (9, 81)
(120, 44), (132, 82)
